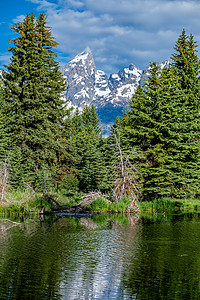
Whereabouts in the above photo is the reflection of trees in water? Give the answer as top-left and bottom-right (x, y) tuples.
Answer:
(121, 217), (200, 299)
(0, 215), (141, 300)
(0, 218), (66, 299)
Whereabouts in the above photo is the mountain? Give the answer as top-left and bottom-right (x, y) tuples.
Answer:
(62, 49), (170, 134)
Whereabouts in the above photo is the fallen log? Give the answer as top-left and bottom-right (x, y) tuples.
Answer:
(43, 194), (64, 209)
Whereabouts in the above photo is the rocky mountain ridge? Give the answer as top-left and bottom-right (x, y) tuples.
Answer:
(62, 49), (170, 129)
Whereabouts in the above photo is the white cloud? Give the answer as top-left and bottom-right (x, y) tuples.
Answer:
(13, 15), (26, 23)
(28, 0), (57, 9)
(0, 52), (12, 68)
(25, 0), (200, 73)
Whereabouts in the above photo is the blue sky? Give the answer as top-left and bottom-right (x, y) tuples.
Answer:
(1, 0), (200, 74)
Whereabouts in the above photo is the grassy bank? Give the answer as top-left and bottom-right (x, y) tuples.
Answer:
(0, 190), (200, 216)
(0, 190), (50, 217)
(138, 197), (200, 212)
(0, 190), (132, 216)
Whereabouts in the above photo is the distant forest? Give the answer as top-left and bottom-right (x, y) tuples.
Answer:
(0, 13), (199, 202)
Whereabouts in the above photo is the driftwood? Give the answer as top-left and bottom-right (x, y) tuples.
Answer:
(40, 191), (139, 215)
(64, 192), (111, 214)
(61, 192), (111, 214)
(25, 183), (38, 199)
(0, 157), (10, 202)
(39, 199), (44, 215)
(78, 191), (111, 207)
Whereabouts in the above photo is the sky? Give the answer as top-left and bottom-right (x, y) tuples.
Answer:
(1, 0), (200, 74)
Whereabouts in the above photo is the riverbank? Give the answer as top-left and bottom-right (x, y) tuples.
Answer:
(0, 190), (200, 216)
(0, 191), (134, 216)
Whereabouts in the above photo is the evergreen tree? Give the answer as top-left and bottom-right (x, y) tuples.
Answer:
(171, 29), (200, 93)
(70, 106), (105, 191)
(121, 64), (169, 199)
(121, 31), (200, 199)
(90, 104), (102, 135)
(170, 30), (200, 198)
(2, 13), (69, 188)
(140, 66), (185, 199)
(122, 84), (151, 151)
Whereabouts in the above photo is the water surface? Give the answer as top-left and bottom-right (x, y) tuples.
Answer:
(0, 213), (200, 299)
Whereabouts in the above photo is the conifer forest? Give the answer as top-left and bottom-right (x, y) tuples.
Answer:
(0, 13), (199, 211)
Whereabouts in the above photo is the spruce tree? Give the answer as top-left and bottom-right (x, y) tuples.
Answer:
(70, 106), (105, 191)
(122, 84), (151, 151)
(140, 66), (185, 199)
(121, 64), (170, 200)
(2, 13), (68, 188)
(121, 30), (200, 200)
(171, 29), (200, 93)
(90, 104), (102, 135)
(170, 30), (200, 198)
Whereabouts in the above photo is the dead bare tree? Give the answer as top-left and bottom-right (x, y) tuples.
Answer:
(0, 157), (10, 202)
(110, 130), (141, 211)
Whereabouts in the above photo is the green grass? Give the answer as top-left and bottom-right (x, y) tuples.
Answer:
(138, 197), (200, 212)
(0, 189), (54, 216)
(108, 197), (131, 213)
(86, 197), (110, 213)
(86, 197), (131, 214)
(1, 189), (200, 217)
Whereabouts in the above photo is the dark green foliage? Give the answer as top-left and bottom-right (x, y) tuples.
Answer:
(169, 30), (200, 198)
(69, 105), (106, 191)
(122, 84), (151, 151)
(1, 21), (200, 207)
(2, 13), (72, 188)
(121, 30), (200, 200)
(171, 29), (200, 94)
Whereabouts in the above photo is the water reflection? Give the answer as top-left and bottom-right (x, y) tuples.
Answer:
(0, 213), (200, 299)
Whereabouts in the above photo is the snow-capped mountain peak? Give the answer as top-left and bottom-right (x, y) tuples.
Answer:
(69, 48), (92, 66)
(61, 50), (171, 134)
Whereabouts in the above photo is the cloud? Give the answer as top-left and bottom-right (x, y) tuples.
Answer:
(27, 0), (57, 10)
(26, 0), (200, 73)
(0, 52), (12, 69)
(13, 15), (26, 23)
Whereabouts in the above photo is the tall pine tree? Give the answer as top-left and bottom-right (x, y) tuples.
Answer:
(121, 30), (200, 199)
(2, 13), (68, 188)
(70, 106), (105, 191)
(169, 30), (200, 198)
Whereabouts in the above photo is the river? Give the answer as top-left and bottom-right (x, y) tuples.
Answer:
(0, 212), (200, 299)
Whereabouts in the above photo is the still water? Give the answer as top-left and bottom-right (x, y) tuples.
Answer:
(0, 213), (200, 299)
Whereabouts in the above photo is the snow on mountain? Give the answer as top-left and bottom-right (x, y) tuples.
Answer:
(62, 50), (144, 110)
(61, 49), (171, 135)
(140, 60), (171, 87)
(62, 49), (96, 107)
(94, 70), (111, 98)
